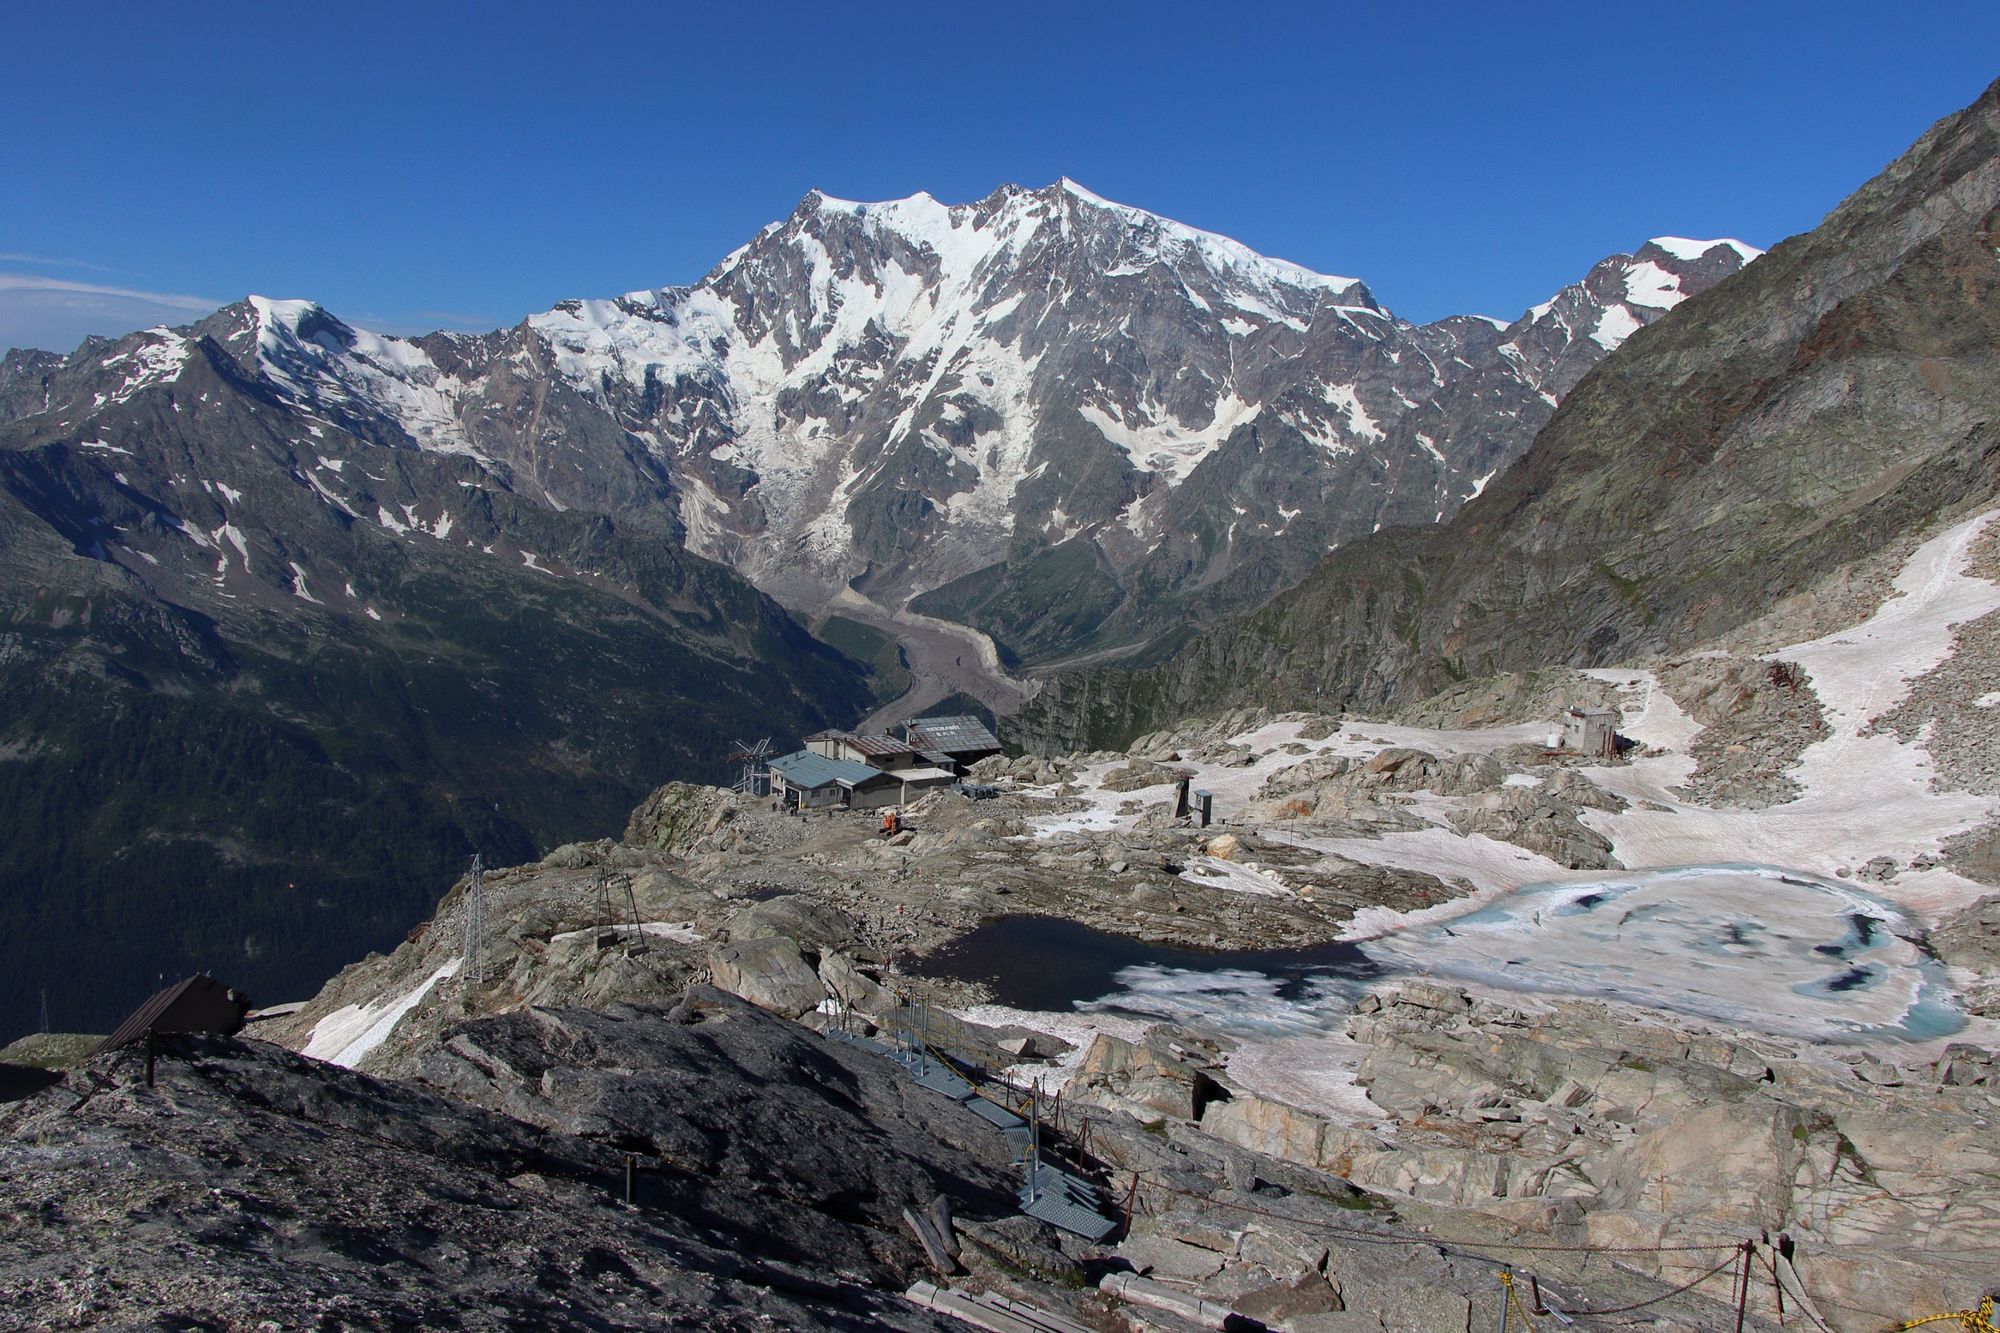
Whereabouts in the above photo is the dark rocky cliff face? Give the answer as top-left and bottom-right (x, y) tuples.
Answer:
(1015, 78), (2000, 754)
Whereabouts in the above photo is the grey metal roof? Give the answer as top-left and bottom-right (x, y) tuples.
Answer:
(767, 750), (889, 791)
(839, 733), (920, 758)
(906, 715), (1001, 754)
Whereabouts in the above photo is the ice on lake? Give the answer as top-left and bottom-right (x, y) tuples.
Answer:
(1027, 866), (1964, 1043)
(1361, 864), (1961, 1041)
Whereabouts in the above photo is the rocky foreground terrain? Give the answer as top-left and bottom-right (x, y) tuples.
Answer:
(6, 508), (2000, 1331)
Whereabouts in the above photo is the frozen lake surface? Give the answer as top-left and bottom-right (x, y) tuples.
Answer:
(920, 865), (1962, 1043)
(1364, 864), (1962, 1041)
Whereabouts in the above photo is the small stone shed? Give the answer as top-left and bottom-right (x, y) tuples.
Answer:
(1560, 706), (1620, 757)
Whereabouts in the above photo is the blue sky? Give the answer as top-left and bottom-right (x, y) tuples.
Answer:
(4, 3), (1996, 353)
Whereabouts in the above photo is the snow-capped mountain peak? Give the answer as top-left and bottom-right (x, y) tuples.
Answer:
(235, 295), (484, 460)
(1053, 177), (1362, 300)
(4, 186), (1758, 666)
(1646, 235), (1763, 264)
(493, 191), (1755, 647)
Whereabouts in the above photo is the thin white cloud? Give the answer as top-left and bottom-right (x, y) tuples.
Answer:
(0, 273), (225, 354)
(0, 273), (218, 312)
(0, 253), (114, 272)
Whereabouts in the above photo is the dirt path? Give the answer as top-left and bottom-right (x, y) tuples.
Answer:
(813, 588), (1034, 733)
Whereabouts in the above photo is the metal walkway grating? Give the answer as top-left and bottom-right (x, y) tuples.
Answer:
(825, 1005), (1120, 1242)
(1020, 1161), (1119, 1242)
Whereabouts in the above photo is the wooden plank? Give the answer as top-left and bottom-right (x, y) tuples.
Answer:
(928, 1193), (960, 1262)
(907, 1282), (1097, 1333)
(902, 1205), (957, 1274)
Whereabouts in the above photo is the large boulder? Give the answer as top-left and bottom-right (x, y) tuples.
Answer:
(1932, 895), (2000, 1017)
(1071, 1033), (1230, 1122)
(817, 951), (893, 1017)
(1233, 1274), (1346, 1326)
(1256, 754), (1356, 798)
(1429, 752), (1506, 796)
(707, 937), (826, 1017)
(1446, 786), (1618, 869)
(1101, 760), (1193, 793)
(728, 895), (859, 954)
(1343, 1146), (1512, 1205)
(625, 866), (719, 924)
(1363, 747), (1429, 777)
(1593, 1103), (1809, 1231)
(1199, 1091), (1329, 1166)
(1198, 1090), (1389, 1175)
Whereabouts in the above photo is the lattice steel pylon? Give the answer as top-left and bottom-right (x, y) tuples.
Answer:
(592, 868), (646, 953)
(462, 852), (485, 994)
(730, 737), (775, 794)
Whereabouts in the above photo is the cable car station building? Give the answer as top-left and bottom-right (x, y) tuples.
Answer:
(766, 715), (999, 814)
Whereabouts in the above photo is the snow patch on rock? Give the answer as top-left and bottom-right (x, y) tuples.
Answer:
(302, 957), (463, 1069)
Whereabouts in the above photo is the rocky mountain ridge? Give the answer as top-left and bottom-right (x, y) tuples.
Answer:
(12, 438), (1998, 1327)
(3, 184), (1755, 672)
(67, 599), (1998, 1331)
(1015, 78), (2000, 752)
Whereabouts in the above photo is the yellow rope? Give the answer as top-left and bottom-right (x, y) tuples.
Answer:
(1897, 1297), (1998, 1332)
(1501, 1271), (1538, 1333)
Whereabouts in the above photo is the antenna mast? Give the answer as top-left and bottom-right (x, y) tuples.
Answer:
(463, 852), (485, 997)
